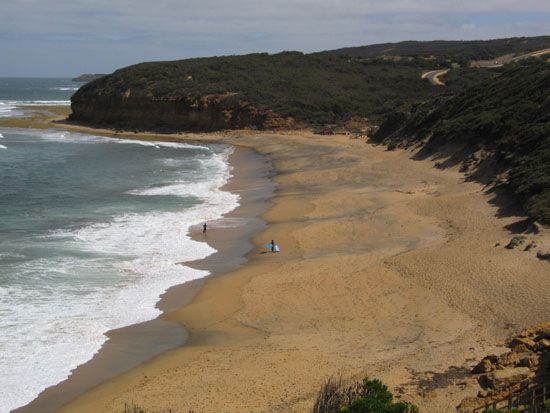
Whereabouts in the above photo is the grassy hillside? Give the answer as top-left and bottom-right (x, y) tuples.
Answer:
(441, 66), (505, 89)
(321, 36), (550, 61)
(75, 52), (438, 125)
(372, 59), (550, 224)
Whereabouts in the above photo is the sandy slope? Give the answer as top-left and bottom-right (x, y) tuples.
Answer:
(33, 128), (546, 413)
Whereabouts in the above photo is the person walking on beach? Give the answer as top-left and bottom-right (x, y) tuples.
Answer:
(203, 222), (207, 235)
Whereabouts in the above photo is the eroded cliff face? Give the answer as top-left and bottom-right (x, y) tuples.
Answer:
(69, 90), (294, 131)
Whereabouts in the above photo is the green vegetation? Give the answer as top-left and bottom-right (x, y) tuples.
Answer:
(74, 35), (550, 128)
(75, 52), (437, 125)
(372, 59), (550, 224)
(320, 36), (550, 62)
(443, 66), (505, 90)
(312, 377), (418, 413)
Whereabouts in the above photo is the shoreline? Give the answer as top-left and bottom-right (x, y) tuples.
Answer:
(2, 108), (549, 412)
(10, 120), (275, 413)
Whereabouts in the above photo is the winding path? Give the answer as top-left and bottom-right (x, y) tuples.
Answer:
(421, 48), (550, 86)
(421, 69), (450, 86)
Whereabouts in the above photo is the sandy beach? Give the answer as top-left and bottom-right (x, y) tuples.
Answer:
(7, 110), (275, 413)
(2, 108), (549, 412)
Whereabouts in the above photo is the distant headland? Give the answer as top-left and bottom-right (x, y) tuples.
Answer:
(72, 74), (106, 82)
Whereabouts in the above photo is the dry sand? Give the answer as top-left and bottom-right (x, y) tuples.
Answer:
(2, 110), (549, 412)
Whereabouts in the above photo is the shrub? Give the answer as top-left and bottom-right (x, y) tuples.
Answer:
(313, 377), (418, 413)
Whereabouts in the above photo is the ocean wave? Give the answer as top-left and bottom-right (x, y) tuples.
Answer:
(1, 100), (70, 106)
(0, 100), (69, 119)
(20, 100), (71, 106)
(49, 87), (79, 91)
(159, 158), (190, 167)
(0, 144), (7, 149)
(0, 140), (239, 413)
(114, 139), (209, 150)
(129, 151), (232, 201)
(31, 129), (209, 150)
(1, 128), (210, 152)
(0, 102), (18, 118)
(0, 256), (205, 411)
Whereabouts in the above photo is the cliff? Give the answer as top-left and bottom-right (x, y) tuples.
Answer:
(68, 51), (437, 131)
(70, 91), (292, 131)
(69, 36), (550, 134)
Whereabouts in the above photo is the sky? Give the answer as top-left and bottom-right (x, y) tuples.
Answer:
(1, 0), (549, 77)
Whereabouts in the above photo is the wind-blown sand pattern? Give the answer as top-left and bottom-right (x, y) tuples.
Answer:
(29, 126), (545, 413)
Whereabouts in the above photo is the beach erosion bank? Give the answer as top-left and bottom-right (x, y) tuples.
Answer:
(2, 109), (549, 412)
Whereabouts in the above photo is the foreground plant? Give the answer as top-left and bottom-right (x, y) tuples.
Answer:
(313, 376), (418, 413)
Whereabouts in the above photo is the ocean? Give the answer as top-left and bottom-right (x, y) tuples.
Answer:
(0, 78), (80, 118)
(0, 80), (239, 412)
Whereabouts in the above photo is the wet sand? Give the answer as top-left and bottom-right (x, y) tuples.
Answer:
(2, 109), (549, 412)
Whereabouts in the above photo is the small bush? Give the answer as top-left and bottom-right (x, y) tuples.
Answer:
(313, 377), (418, 413)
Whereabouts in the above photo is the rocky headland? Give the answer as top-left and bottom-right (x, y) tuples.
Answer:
(72, 74), (106, 82)
(67, 51), (438, 131)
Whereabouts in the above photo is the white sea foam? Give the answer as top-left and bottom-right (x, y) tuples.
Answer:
(0, 135), (239, 413)
(18, 100), (71, 106)
(0, 132), (4, 138)
(29, 129), (208, 151)
(129, 152), (231, 201)
(159, 158), (190, 167)
(50, 87), (79, 91)
(0, 102), (18, 118)
(0, 144), (6, 149)
(0, 100), (70, 118)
